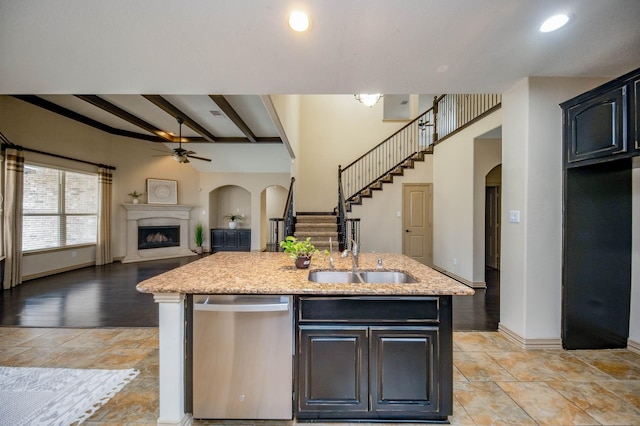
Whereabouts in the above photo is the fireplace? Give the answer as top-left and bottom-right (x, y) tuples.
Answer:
(138, 226), (180, 250)
(122, 203), (196, 263)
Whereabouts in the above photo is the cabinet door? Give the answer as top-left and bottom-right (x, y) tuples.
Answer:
(369, 327), (441, 416)
(222, 230), (239, 248)
(297, 326), (368, 417)
(238, 229), (251, 251)
(211, 229), (225, 253)
(565, 85), (628, 164)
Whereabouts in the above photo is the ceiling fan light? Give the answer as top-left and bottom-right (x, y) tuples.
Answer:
(354, 93), (382, 107)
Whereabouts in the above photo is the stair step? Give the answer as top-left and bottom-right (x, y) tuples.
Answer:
(295, 223), (337, 229)
(295, 231), (339, 238)
(296, 215), (336, 223)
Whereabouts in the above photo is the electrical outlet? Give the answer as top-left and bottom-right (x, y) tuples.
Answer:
(453, 258), (457, 265)
(72, 250), (77, 258)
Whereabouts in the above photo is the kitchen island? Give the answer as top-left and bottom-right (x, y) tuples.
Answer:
(137, 252), (474, 425)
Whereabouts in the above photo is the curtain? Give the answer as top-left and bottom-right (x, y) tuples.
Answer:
(95, 167), (113, 265)
(3, 148), (25, 289)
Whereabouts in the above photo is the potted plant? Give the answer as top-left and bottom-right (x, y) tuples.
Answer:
(280, 236), (327, 269)
(128, 191), (143, 204)
(194, 222), (205, 254)
(224, 213), (242, 229)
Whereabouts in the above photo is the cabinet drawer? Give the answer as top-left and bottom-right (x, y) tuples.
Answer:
(298, 297), (440, 324)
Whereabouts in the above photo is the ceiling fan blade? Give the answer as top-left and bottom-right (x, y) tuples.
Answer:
(183, 150), (197, 155)
(152, 154), (171, 157)
(188, 155), (212, 162)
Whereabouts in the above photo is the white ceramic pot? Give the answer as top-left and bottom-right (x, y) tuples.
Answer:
(132, 198), (139, 204)
(228, 221), (237, 229)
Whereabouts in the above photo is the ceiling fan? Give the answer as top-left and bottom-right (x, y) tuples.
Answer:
(159, 117), (212, 163)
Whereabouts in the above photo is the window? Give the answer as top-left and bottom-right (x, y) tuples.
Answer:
(22, 164), (98, 251)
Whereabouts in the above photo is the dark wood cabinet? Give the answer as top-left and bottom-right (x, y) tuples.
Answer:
(297, 326), (368, 414)
(562, 67), (640, 166)
(296, 296), (451, 422)
(563, 85), (628, 164)
(561, 67), (639, 350)
(210, 229), (251, 253)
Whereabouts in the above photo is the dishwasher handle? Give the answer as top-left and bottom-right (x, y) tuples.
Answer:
(194, 296), (290, 313)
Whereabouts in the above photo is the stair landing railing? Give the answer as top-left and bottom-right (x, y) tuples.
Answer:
(339, 94), (501, 206)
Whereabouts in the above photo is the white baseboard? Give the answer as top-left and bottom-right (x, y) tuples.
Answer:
(499, 323), (563, 350)
(430, 266), (486, 289)
(628, 339), (640, 355)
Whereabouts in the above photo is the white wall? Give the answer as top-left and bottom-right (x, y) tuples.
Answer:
(500, 77), (609, 340)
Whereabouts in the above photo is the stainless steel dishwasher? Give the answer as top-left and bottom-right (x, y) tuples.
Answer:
(192, 295), (293, 420)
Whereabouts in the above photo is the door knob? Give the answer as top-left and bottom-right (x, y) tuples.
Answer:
(405, 229), (411, 233)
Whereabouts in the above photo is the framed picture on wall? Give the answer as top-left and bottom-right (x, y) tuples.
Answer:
(147, 178), (177, 204)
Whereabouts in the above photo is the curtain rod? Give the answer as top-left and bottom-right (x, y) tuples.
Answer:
(0, 134), (116, 171)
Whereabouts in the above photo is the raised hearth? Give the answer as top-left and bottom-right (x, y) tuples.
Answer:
(122, 203), (196, 263)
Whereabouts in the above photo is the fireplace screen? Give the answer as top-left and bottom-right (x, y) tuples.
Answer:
(138, 226), (180, 249)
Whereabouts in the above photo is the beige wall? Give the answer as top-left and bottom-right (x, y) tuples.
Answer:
(198, 172), (291, 251)
(500, 76), (609, 340)
(349, 158), (433, 254)
(296, 95), (407, 211)
(473, 138), (502, 284)
(432, 110), (502, 284)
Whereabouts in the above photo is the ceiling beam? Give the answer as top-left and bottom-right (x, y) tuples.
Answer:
(142, 95), (219, 143)
(12, 95), (166, 142)
(209, 95), (257, 143)
(75, 95), (178, 142)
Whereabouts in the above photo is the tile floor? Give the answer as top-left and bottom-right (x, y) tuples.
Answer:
(0, 328), (639, 425)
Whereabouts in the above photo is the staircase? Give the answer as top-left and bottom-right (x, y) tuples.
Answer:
(293, 213), (338, 251)
(338, 94), (502, 213)
(344, 149), (430, 211)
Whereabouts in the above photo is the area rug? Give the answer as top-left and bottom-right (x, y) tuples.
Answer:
(0, 366), (139, 425)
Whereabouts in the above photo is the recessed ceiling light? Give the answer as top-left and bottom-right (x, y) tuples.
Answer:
(289, 11), (310, 32)
(539, 14), (570, 32)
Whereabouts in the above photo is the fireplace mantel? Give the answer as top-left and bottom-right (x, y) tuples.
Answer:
(122, 203), (196, 263)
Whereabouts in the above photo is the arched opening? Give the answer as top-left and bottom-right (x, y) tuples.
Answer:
(260, 185), (288, 250)
(209, 184), (251, 229)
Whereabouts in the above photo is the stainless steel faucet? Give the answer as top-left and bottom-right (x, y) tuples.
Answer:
(342, 238), (359, 270)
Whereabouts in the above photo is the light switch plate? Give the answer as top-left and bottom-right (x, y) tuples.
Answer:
(509, 210), (520, 223)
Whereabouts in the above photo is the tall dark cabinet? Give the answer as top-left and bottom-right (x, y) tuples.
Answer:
(561, 67), (639, 350)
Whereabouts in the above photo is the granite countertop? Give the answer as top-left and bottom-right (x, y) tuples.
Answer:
(136, 252), (475, 296)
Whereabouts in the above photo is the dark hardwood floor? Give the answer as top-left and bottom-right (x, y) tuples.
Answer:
(0, 257), (500, 331)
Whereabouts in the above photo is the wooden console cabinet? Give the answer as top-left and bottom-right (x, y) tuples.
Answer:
(210, 229), (251, 253)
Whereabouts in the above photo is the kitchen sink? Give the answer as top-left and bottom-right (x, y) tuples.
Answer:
(308, 270), (418, 284)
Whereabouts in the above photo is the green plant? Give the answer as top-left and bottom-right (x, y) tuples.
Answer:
(224, 213), (243, 222)
(279, 236), (327, 259)
(128, 190), (142, 199)
(194, 222), (204, 247)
